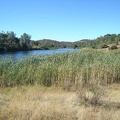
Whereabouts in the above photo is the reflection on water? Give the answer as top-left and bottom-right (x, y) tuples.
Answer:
(0, 48), (80, 60)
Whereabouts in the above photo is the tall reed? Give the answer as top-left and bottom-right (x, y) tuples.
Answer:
(0, 49), (120, 87)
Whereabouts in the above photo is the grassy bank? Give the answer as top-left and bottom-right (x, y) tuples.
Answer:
(0, 49), (120, 120)
(0, 49), (120, 87)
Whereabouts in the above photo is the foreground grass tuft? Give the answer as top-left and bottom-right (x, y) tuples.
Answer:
(0, 85), (120, 120)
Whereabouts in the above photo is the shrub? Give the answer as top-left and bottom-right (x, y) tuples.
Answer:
(77, 86), (104, 106)
(108, 44), (118, 50)
(101, 44), (109, 48)
(98, 43), (108, 49)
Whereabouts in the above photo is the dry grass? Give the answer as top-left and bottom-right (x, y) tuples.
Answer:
(0, 84), (120, 120)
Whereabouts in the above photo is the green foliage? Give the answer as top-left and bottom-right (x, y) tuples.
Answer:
(0, 31), (74, 52)
(19, 33), (31, 50)
(0, 49), (120, 87)
(0, 31), (120, 52)
(76, 34), (120, 48)
(98, 43), (108, 49)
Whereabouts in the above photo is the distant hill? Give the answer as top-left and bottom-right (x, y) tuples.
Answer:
(30, 39), (74, 50)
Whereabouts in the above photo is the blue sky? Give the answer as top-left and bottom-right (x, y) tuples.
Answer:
(0, 0), (120, 42)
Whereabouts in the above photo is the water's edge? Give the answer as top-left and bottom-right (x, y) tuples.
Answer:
(0, 48), (80, 60)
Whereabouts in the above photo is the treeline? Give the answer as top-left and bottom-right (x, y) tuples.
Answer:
(0, 31), (32, 52)
(0, 31), (120, 53)
(75, 34), (120, 49)
(0, 31), (74, 53)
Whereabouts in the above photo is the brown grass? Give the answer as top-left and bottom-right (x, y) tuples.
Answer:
(0, 84), (120, 120)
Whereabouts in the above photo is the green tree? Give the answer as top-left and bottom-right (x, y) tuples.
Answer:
(7, 32), (16, 42)
(19, 33), (31, 50)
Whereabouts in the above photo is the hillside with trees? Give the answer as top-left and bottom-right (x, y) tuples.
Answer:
(0, 31), (120, 53)
(75, 34), (120, 49)
(0, 31), (74, 53)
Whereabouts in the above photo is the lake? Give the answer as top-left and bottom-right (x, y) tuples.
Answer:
(0, 48), (80, 60)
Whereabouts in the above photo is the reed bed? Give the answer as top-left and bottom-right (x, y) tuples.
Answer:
(0, 49), (120, 87)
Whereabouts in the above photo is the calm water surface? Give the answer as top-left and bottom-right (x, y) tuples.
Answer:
(0, 48), (80, 60)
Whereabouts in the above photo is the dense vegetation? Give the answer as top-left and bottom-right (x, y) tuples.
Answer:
(0, 48), (120, 87)
(75, 34), (120, 48)
(0, 31), (73, 52)
(0, 31), (31, 52)
(0, 31), (120, 52)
